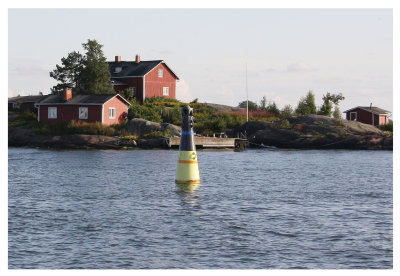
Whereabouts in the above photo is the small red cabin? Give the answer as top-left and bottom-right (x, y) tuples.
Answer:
(343, 106), (391, 126)
(108, 55), (179, 103)
(35, 89), (131, 125)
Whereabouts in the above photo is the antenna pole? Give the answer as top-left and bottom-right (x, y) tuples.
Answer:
(246, 62), (249, 122)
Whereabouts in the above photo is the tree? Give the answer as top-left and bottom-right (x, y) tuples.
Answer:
(78, 39), (114, 94)
(333, 106), (342, 119)
(295, 90), (316, 115)
(260, 96), (267, 110)
(280, 104), (294, 118)
(317, 92), (345, 117)
(50, 51), (84, 95)
(266, 101), (280, 115)
(238, 100), (258, 110)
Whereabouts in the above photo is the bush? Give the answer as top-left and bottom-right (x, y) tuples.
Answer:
(8, 111), (37, 127)
(141, 131), (164, 139)
(31, 120), (127, 136)
(379, 123), (393, 132)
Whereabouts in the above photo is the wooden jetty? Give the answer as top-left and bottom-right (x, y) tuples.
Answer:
(167, 137), (248, 149)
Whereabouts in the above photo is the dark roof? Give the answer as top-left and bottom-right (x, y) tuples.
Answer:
(8, 95), (47, 103)
(107, 60), (179, 79)
(36, 94), (131, 106)
(111, 80), (128, 86)
(343, 106), (391, 115)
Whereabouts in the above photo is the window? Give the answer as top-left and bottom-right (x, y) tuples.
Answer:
(114, 67), (122, 73)
(129, 87), (136, 97)
(109, 107), (116, 119)
(48, 107), (57, 119)
(158, 69), (163, 78)
(163, 87), (169, 96)
(79, 107), (88, 119)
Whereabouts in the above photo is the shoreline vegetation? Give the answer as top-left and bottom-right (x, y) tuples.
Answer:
(8, 96), (392, 151)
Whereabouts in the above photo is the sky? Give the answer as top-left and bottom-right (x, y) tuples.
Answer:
(8, 8), (393, 113)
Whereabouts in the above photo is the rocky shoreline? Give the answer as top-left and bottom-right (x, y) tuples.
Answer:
(8, 115), (392, 150)
(232, 115), (392, 150)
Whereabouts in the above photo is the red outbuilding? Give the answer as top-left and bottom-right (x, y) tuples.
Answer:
(108, 55), (179, 103)
(35, 89), (131, 125)
(343, 106), (391, 126)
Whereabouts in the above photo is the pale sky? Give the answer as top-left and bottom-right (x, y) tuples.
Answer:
(8, 8), (393, 113)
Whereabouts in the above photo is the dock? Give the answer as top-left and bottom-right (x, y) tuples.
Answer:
(167, 137), (248, 149)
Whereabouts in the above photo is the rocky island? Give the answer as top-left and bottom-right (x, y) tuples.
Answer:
(8, 115), (392, 150)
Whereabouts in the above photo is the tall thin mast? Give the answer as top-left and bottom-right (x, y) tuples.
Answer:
(246, 62), (249, 122)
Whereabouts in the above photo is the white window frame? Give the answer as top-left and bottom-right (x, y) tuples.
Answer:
(163, 87), (169, 96)
(109, 107), (116, 119)
(158, 69), (163, 78)
(48, 107), (57, 119)
(350, 112), (357, 121)
(129, 87), (136, 96)
(79, 107), (88, 119)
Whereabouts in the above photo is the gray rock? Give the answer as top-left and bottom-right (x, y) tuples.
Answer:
(125, 118), (181, 137)
(232, 115), (392, 150)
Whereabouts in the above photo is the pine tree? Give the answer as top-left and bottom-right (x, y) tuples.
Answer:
(50, 51), (84, 95)
(78, 39), (114, 94)
(295, 90), (316, 115)
(333, 106), (342, 119)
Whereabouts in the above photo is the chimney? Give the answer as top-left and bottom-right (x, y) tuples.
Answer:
(370, 103), (372, 110)
(135, 54), (140, 63)
(63, 88), (73, 101)
(115, 56), (121, 62)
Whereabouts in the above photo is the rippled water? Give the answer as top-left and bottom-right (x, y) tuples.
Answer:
(8, 148), (392, 269)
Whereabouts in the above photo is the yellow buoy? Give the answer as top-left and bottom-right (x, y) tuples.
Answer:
(175, 105), (200, 186)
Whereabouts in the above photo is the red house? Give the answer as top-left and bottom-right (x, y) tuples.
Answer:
(108, 55), (179, 102)
(35, 89), (131, 125)
(343, 106), (391, 126)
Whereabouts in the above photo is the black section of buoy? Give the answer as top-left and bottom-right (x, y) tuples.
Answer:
(179, 105), (196, 151)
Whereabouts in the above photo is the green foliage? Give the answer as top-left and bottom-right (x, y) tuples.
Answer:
(32, 121), (126, 136)
(50, 39), (114, 95)
(50, 51), (84, 95)
(142, 131), (164, 139)
(280, 104), (294, 118)
(120, 135), (138, 141)
(274, 119), (291, 129)
(78, 39), (114, 94)
(333, 106), (342, 119)
(379, 123), (393, 132)
(8, 111), (37, 127)
(266, 101), (280, 115)
(260, 96), (267, 110)
(296, 90), (317, 115)
(128, 100), (162, 122)
(119, 88), (135, 101)
(163, 106), (182, 125)
(318, 92), (345, 117)
(238, 100), (258, 110)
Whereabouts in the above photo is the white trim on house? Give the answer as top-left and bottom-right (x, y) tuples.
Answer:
(109, 107), (116, 119)
(37, 106), (40, 122)
(102, 94), (131, 106)
(79, 107), (88, 119)
(163, 87), (169, 96)
(143, 77), (146, 101)
(48, 107), (57, 119)
(101, 105), (104, 123)
(350, 112), (357, 121)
